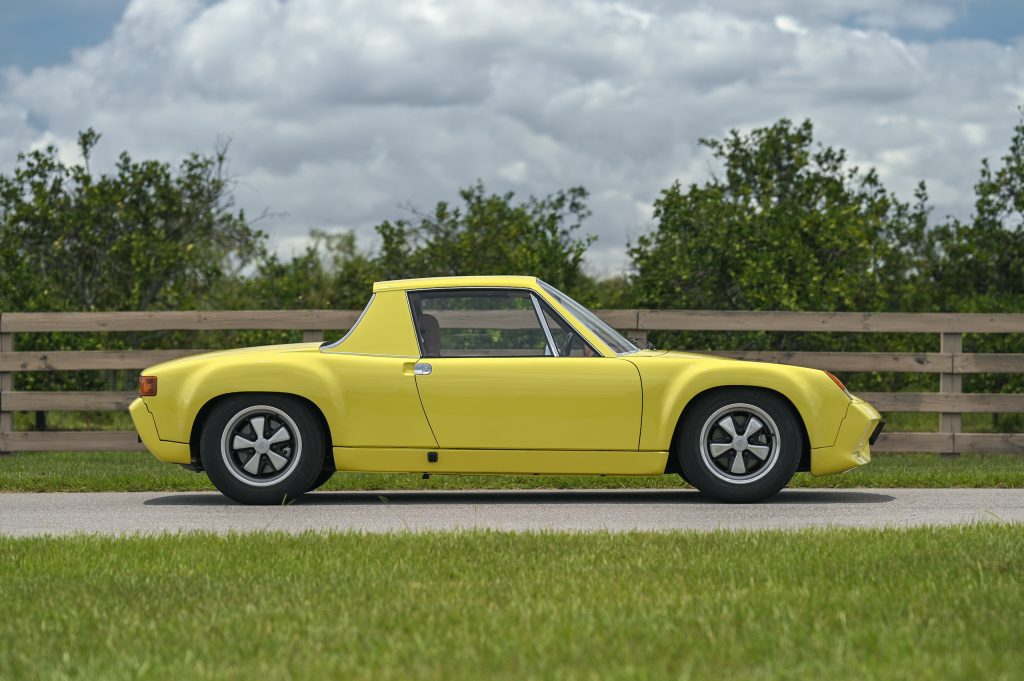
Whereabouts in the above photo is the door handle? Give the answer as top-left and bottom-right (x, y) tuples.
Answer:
(414, 362), (432, 375)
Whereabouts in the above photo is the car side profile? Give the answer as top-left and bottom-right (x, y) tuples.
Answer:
(129, 276), (883, 504)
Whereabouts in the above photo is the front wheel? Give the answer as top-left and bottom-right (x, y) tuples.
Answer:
(201, 394), (326, 504)
(676, 389), (801, 502)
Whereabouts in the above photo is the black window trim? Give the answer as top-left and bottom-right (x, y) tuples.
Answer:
(404, 286), (597, 359)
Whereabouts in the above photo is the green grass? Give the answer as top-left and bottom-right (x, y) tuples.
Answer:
(2, 451), (1024, 492)
(1, 526), (1021, 680)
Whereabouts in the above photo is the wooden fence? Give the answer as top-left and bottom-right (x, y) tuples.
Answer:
(1, 309), (1023, 455)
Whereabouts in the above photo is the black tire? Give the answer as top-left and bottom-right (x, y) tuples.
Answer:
(676, 388), (801, 503)
(306, 465), (335, 493)
(200, 394), (325, 505)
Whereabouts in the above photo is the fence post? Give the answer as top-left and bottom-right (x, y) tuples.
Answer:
(302, 330), (324, 343)
(940, 331), (963, 457)
(0, 318), (12, 456)
(626, 310), (647, 347)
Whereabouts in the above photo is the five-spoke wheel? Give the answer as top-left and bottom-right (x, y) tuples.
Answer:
(700, 404), (780, 484)
(221, 406), (302, 486)
(201, 394), (327, 504)
(678, 389), (801, 502)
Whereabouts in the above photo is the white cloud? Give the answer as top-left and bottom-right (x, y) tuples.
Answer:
(1, 0), (1023, 274)
(774, 15), (808, 35)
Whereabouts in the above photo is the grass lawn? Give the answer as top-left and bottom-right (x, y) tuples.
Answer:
(1, 451), (1024, 492)
(1, 526), (1021, 680)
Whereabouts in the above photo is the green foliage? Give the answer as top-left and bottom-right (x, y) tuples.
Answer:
(628, 119), (930, 312)
(923, 115), (1024, 312)
(376, 180), (595, 293)
(623, 119), (937, 392)
(229, 229), (379, 311)
(0, 129), (264, 313)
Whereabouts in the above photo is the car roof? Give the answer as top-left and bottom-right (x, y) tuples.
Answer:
(372, 275), (541, 293)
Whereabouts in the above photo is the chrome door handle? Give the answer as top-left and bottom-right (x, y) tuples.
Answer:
(414, 362), (432, 375)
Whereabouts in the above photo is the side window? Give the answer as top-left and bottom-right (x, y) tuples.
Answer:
(408, 289), (553, 357)
(539, 300), (598, 357)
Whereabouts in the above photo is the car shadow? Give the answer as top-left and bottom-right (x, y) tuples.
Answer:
(142, 488), (895, 507)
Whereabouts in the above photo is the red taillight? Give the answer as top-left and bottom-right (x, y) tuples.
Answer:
(139, 376), (157, 396)
(823, 370), (850, 397)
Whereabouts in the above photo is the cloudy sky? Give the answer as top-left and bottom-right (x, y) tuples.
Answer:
(2, 0), (1023, 273)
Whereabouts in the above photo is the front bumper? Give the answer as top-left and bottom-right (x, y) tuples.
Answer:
(129, 397), (191, 464)
(810, 398), (882, 476)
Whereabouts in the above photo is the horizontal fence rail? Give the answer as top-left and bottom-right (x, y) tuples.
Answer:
(1, 309), (1023, 456)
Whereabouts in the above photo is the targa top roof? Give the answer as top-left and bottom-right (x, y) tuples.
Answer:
(372, 275), (541, 293)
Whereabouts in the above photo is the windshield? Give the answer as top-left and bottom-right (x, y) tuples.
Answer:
(539, 281), (638, 355)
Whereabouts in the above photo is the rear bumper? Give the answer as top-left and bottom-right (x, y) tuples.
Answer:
(129, 398), (191, 464)
(810, 398), (882, 476)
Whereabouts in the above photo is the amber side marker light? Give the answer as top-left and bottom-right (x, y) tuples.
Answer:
(823, 370), (851, 398)
(139, 376), (158, 397)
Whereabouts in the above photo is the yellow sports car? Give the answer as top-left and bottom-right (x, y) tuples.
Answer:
(130, 276), (882, 504)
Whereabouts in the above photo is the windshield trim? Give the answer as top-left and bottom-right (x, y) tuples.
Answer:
(537, 281), (638, 356)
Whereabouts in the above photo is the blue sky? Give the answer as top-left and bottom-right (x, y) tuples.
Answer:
(902, 0), (1024, 42)
(1, 0), (1022, 272)
(0, 0), (130, 69)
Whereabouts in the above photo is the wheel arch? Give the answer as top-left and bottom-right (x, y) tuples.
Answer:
(665, 385), (811, 474)
(188, 392), (334, 471)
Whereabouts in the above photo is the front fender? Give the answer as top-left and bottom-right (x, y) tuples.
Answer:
(627, 353), (850, 451)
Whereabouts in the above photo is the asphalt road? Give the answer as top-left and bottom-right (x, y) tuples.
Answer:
(1, 488), (1023, 536)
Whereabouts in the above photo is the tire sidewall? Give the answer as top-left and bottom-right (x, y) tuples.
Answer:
(201, 394), (325, 504)
(677, 388), (801, 503)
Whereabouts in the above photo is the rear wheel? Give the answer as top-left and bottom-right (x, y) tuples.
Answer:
(677, 389), (801, 502)
(201, 394), (324, 504)
(307, 465), (335, 493)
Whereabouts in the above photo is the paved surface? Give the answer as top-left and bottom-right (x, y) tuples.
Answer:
(1, 488), (1023, 536)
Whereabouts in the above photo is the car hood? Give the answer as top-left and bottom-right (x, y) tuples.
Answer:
(627, 349), (734, 361)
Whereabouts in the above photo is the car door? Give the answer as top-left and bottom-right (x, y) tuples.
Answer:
(408, 288), (642, 451)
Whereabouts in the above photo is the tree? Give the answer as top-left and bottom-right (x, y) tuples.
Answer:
(0, 129), (265, 312)
(920, 112), (1024, 429)
(233, 229), (379, 311)
(375, 181), (595, 295)
(628, 119), (929, 312)
(923, 112), (1024, 313)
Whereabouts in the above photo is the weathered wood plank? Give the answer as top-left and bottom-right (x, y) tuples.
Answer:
(0, 309), (640, 334)
(856, 392), (1024, 413)
(871, 432), (954, 453)
(5, 309), (1024, 334)
(708, 351), (951, 373)
(596, 310), (640, 329)
(0, 328), (12, 452)
(0, 350), (208, 371)
(939, 332), (963, 443)
(1, 310), (361, 332)
(1, 391), (136, 411)
(0, 431), (146, 452)
(956, 433), (1024, 454)
(954, 354), (1024, 373)
(637, 310), (1024, 333)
